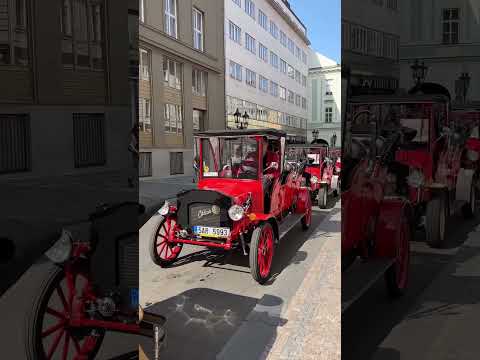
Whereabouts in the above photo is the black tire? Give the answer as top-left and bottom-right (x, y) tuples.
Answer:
(462, 181), (476, 219)
(318, 187), (327, 209)
(249, 223), (275, 284)
(425, 193), (447, 248)
(149, 216), (183, 267)
(25, 265), (105, 360)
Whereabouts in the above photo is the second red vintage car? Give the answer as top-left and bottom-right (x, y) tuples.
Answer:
(149, 129), (312, 284)
(287, 144), (341, 208)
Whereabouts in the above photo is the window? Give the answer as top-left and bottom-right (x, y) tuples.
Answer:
(259, 43), (268, 62)
(140, 0), (145, 22)
(302, 74), (307, 87)
(73, 113), (106, 168)
(279, 86), (286, 100)
(295, 94), (301, 106)
(270, 51), (278, 69)
(139, 98), (151, 133)
(192, 68), (207, 96)
(164, 103), (183, 134)
(0, 114), (30, 173)
(270, 81), (278, 97)
(269, 20), (278, 38)
(288, 90), (294, 103)
(302, 97), (307, 109)
(245, 0), (255, 19)
(442, 8), (459, 44)
(139, 48), (150, 80)
(259, 76), (268, 92)
(295, 45), (301, 59)
(229, 21), (242, 44)
(287, 38), (294, 54)
(258, 9), (267, 30)
(193, 8), (204, 51)
(245, 33), (256, 54)
(229, 60), (242, 81)
(164, 0), (177, 38)
(386, 0), (397, 10)
(325, 80), (332, 95)
(60, 0), (104, 69)
(232, 0), (241, 7)
(325, 107), (333, 123)
(246, 68), (256, 87)
(170, 152), (184, 175)
(163, 57), (182, 90)
(193, 109), (204, 131)
(295, 70), (301, 83)
(0, 0), (29, 66)
(287, 65), (294, 79)
(280, 30), (287, 47)
(302, 50), (307, 64)
(280, 58), (287, 74)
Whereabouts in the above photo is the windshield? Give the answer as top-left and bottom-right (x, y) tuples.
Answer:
(200, 137), (259, 179)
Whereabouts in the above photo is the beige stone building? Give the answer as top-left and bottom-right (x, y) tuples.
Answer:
(139, 0), (226, 178)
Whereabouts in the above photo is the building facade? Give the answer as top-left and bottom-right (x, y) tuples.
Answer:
(0, 0), (132, 180)
(224, 0), (310, 143)
(399, 0), (480, 103)
(139, 0), (226, 178)
(308, 52), (341, 146)
(342, 0), (401, 96)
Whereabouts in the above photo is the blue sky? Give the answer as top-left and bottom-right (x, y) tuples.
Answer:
(289, 0), (341, 63)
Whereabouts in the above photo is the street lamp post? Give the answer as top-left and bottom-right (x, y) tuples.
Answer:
(411, 59), (428, 86)
(312, 129), (319, 140)
(331, 133), (337, 148)
(458, 72), (471, 104)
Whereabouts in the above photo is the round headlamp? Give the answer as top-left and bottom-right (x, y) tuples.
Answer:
(228, 205), (244, 221)
(407, 168), (425, 188)
(467, 150), (479, 162)
(158, 201), (170, 216)
(311, 176), (318, 184)
(45, 229), (73, 263)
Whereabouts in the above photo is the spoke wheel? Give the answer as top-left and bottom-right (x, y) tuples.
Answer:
(250, 223), (275, 284)
(149, 216), (183, 267)
(26, 266), (105, 360)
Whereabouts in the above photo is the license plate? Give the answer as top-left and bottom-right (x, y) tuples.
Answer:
(192, 226), (230, 238)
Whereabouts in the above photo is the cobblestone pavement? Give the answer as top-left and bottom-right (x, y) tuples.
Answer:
(262, 206), (341, 360)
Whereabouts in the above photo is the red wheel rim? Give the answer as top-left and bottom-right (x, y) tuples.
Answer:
(40, 272), (102, 360)
(396, 220), (410, 289)
(155, 217), (182, 261)
(257, 226), (274, 278)
(305, 198), (312, 225)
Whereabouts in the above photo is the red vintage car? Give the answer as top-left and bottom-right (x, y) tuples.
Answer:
(286, 144), (341, 208)
(342, 99), (414, 311)
(149, 129), (312, 284)
(348, 95), (478, 248)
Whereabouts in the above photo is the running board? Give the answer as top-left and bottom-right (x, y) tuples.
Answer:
(341, 258), (395, 313)
(278, 213), (304, 240)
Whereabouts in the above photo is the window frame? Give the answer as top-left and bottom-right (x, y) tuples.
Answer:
(164, 0), (178, 39)
(245, 33), (256, 54)
(192, 7), (204, 51)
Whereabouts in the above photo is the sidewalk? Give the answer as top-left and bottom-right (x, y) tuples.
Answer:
(217, 202), (341, 360)
(372, 222), (480, 360)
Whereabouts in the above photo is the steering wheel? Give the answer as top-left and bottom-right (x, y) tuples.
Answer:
(351, 138), (369, 155)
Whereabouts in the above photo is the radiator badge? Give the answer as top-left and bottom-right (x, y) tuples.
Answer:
(212, 205), (220, 215)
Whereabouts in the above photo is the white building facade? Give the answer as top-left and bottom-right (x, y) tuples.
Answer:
(225, 0), (310, 143)
(399, 0), (480, 103)
(308, 53), (341, 146)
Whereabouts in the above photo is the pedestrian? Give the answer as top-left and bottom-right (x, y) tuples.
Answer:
(128, 122), (139, 188)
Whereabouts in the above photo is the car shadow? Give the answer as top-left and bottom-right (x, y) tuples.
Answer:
(143, 288), (286, 360)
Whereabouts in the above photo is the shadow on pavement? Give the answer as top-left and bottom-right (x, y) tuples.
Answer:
(144, 288), (286, 360)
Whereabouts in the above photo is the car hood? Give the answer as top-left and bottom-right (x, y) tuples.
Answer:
(198, 179), (261, 204)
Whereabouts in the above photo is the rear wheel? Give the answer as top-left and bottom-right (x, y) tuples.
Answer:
(318, 187), (327, 209)
(385, 216), (411, 297)
(426, 193), (447, 248)
(149, 216), (183, 267)
(462, 181), (476, 219)
(249, 223), (275, 284)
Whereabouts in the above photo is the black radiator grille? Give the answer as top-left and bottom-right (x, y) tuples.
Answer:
(189, 203), (222, 227)
(118, 234), (138, 289)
